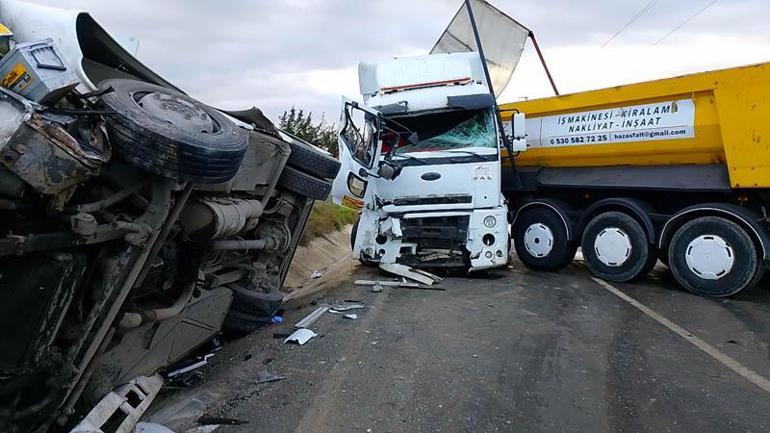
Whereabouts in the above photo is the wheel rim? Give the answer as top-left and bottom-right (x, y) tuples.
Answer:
(133, 91), (219, 133)
(594, 227), (632, 267)
(685, 235), (735, 280)
(523, 223), (554, 258)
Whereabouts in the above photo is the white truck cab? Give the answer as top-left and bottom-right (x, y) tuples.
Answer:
(333, 52), (511, 271)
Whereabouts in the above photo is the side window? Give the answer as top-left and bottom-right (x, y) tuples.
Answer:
(341, 104), (379, 169)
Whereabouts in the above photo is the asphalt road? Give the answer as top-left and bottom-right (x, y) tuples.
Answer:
(156, 260), (770, 433)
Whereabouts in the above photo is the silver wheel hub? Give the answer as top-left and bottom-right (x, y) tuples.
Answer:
(524, 223), (554, 258)
(685, 235), (734, 280)
(594, 227), (632, 267)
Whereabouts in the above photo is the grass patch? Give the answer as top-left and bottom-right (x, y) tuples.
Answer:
(300, 201), (357, 246)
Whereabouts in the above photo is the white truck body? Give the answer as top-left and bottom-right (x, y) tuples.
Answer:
(333, 52), (510, 271)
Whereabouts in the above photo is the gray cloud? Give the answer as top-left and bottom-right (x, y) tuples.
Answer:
(20, 0), (770, 121)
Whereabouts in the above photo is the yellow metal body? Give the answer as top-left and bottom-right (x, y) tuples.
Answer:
(500, 62), (770, 188)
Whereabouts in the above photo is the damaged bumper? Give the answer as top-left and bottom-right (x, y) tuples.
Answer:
(355, 206), (509, 271)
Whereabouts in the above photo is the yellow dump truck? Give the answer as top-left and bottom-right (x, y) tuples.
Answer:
(499, 62), (770, 297)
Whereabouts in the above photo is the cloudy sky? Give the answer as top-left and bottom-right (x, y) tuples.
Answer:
(24, 0), (770, 124)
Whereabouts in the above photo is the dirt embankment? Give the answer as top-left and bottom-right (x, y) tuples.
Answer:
(283, 225), (356, 301)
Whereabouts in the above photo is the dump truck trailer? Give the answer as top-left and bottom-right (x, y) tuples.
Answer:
(500, 62), (770, 297)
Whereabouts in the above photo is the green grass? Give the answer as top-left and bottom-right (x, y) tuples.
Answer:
(300, 201), (357, 246)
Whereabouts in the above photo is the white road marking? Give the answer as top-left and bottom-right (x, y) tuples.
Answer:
(591, 277), (770, 394)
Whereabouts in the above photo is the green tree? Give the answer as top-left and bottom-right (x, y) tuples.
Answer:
(278, 108), (338, 158)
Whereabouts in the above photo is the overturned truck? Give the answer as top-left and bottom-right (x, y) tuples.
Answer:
(0, 2), (339, 432)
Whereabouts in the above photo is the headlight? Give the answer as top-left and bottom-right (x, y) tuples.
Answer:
(347, 173), (367, 198)
(483, 215), (497, 228)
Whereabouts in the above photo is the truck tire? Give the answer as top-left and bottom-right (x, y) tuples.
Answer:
(351, 217), (378, 267)
(512, 207), (576, 272)
(278, 166), (332, 200)
(229, 283), (283, 316)
(99, 79), (248, 184)
(668, 216), (763, 297)
(282, 132), (341, 180)
(222, 309), (271, 336)
(581, 211), (653, 283)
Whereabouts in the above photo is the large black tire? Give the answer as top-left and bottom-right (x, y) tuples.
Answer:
(229, 282), (284, 316)
(581, 212), (652, 283)
(668, 216), (763, 297)
(351, 217), (378, 267)
(278, 166), (332, 200)
(281, 131), (341, 180)
(222, 309), (271, 336)
(512, 207), (576, 272)
(99, 79), (248, 184)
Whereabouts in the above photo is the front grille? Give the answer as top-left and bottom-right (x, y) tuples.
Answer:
(401, 215), (469, 249)
(392, 195), (472, 206)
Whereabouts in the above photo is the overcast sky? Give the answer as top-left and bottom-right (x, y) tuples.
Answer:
(24, 0), (770, 124)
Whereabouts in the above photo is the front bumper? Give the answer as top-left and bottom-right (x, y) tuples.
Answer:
(356, 206), (509, 271)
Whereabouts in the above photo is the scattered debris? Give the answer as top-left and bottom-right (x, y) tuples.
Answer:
(310, 270), (323, 279)
(284, 328), (318, 345)
(355, 279), (421, 288)
(133, 422), (175, 433)
(72, 375), (164, 433)
(330, 303), (365, 312)
(255, 370), (288, 384)
(294, 306), (329, 328)
(344, 314), (358, 320)
(371, 282), (383, 293)
(146, 397), (208, 431)
(185, 426), (220, 433)
(197, 416), (247, 426)
(165, 353), (216, 380)
(379, 263), (443, 285)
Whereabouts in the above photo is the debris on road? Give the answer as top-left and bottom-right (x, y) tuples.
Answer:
(196, 416), (247, 426)
(133, 422), (175, 433)
(254, 370), (288, 385)
(379, 263), (443, 285)
(344, 313), (358, 320)
(330, 303), (366, 312)
(284, 328), (318, 345)
(355, 279), (421, 288)
(310, 270), (323, 279)
(294, 306), (329, 328)
(72, 375), (164, 433)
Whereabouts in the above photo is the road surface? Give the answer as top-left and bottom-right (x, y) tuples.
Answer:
(154, 260), (770, 433)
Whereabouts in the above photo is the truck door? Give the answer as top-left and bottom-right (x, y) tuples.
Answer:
(332, 99), (382, 210)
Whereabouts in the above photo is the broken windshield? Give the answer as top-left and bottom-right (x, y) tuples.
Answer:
(387, 108), (497, 155)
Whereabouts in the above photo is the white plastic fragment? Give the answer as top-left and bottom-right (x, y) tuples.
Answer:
(284, 328), (318, 345)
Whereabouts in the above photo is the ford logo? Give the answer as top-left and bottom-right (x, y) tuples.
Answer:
(421, 172), (441, 181)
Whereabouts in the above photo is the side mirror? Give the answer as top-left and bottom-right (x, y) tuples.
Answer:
(358, 168), (369, 178)
(377, 162), (401, 180)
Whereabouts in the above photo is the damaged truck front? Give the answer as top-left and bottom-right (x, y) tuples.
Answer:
(333, 53), (515, 271)
(0, 2), (340, 432)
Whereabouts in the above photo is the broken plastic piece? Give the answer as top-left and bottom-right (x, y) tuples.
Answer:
(255, 370), (287, 384)
(133, 422), (175, 433)
(284, 328), (317, 345)
(378, 263), (443, 285)
(310, 270), (323, 279)
(294, 306), (329, 328)
(344, 314), (358, 320)
(330, 303), (365, 312)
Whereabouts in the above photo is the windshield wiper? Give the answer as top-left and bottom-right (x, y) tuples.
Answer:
(443, 150), (496, 161)
(393, 154), (428, 165)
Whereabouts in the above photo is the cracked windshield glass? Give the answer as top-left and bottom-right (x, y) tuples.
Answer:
(389, 108), (497, 154)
